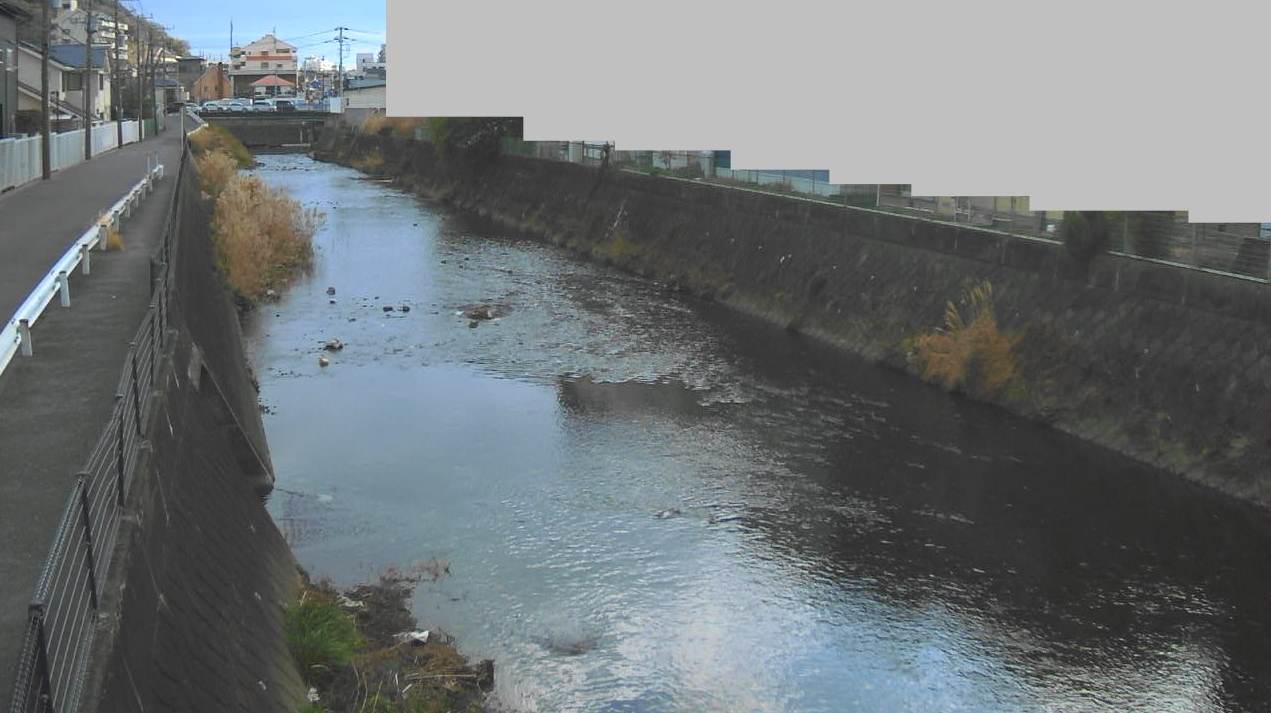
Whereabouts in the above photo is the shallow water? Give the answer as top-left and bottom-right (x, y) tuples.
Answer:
(244, 154), (1271, 713)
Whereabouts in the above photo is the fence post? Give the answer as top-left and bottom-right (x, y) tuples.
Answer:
(116, 395), (126, 506)
(57, 271), (70, 307)
(18, 318), (32, 356)
(76, 475), (100, 610)
(129, 344), (143, 436)
(30, 602), (55, 711)
(81, 242), (92, 275)
(150, 302), (159, 380)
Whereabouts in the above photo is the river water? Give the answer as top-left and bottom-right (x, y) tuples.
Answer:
(242, 154), (1270, 713)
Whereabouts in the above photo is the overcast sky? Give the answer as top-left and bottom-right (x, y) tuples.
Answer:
(128, 0), (385, 63)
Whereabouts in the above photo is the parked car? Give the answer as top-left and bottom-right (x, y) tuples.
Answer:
(224, 100), (250, 113)
(273, 98), (296, 112)
(197, 101), (222, 114)
(250, 98), (275, 112)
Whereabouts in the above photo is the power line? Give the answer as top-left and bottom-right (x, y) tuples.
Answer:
(281, 28), (336, 42)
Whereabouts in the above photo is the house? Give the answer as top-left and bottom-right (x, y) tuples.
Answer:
(16, 43), (107, 131)
(0, 1), (30, 137)
(250, 73), (295, 98)
(229, 34), (298, 98)
(191, 62), (231, 104)
(176, 56), (205, 97)
(343, 77), (385, 110)
(154, 76), (183, 107)
(48, 44), (112, 122)
(51, 0), (130, 66)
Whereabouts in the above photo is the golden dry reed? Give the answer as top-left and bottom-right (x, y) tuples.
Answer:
(211, 173), (321, 303)
(913, 279), (1021, 394)
(187, 124), (254, 168)
(193, 146), (322, 305)
(361, 113), (428, 139)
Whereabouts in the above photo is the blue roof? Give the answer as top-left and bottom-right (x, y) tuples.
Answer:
(49, 44), (108, 69)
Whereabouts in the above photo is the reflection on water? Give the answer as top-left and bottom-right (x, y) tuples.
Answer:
(245, 154), (1271, 713)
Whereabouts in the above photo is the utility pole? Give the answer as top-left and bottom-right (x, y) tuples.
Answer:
(39, 0), (50, 179)
(83, 0), (94, 161)
(112, 0), (121, 147)
(335, 25), (346, 107)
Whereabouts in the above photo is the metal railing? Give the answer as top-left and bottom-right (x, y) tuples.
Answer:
(0, 121), (143, 193)
(5, 145), (184, 713)
(1, 157), (165, 379)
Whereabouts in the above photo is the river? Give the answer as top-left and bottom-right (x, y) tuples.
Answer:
(241, 154), (1271, 713)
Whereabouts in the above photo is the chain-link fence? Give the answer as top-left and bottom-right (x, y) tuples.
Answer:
(7, 145), (183, 713)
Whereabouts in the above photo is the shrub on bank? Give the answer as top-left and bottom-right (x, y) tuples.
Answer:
(913, 279), (1021, 395)
(193, 149), (239, 200)
(211, 174), (320, 304)
(188, 123), (254, 169)
(362, 114), (428, 140)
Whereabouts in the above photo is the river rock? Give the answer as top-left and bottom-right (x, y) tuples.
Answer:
(464, 306), (493, 321)
(323, 339), (344, 352)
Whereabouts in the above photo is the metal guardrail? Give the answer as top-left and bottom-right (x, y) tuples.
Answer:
(5, 144), (183, 713)
(0, 158), (165, 380)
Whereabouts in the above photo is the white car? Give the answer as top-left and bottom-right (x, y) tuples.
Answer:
(224, 100), (250, 113)
(250, 98), (275, 112)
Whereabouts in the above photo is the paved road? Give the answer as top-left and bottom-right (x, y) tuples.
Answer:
(0, 116), (187, 708)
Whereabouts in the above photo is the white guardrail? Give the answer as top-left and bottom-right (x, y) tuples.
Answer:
(0, 156), (165, 378)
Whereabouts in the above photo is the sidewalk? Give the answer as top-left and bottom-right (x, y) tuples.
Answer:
(0, 117), (187, 708)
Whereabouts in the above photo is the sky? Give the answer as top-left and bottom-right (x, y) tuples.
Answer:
(127, 0), (386, 64)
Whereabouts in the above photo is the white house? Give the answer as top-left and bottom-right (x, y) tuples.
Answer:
(229, 34), (298, 98)
(16, 42), (110, 129)
(342, 78), (385, 110)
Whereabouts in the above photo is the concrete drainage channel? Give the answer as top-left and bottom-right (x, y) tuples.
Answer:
(0, 156), (165, 377)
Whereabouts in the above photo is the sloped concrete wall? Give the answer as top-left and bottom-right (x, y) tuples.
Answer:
(315, 130), (1270, 508)
(85, 153), (304, 712)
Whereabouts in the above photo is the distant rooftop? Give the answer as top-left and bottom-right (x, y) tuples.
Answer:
(49, 44), (108, 69)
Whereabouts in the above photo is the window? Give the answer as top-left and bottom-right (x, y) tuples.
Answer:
(260, 61), (268, 69)
(276, 63), (283, 68)
(64, 73), (82, 92)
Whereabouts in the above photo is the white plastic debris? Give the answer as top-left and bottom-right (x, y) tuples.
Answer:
(394, 630), (430, 646)
(336, 594), (365, 610)
(307, 687), (320, 703)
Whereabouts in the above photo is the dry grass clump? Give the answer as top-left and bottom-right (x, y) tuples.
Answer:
(212, 174), (321, 303)
(913, 279), (1022, 395)
(350, 148), (387, 175)
(362, 114), (428, 139)
(188, 123), (255, 168)
(194, 149), (239, 199)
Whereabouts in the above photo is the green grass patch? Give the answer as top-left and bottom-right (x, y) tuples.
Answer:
(285, 592), (366, 685)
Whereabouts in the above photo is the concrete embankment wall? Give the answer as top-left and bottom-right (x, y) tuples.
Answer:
(205, 115), (329, 148)
(85, 151), (304, 711)
(314, 130), (1270, 508)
